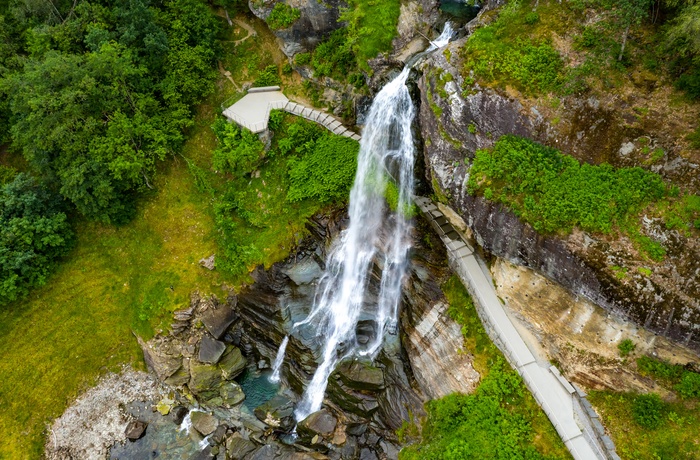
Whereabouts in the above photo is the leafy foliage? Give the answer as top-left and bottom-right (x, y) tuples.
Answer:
(618, 338), (636, 357)
(211, 113), (358, 277)
(266, 2), (300, 30)
(0, 174), (74, 305)
(211, 117), (265, 176)
(253, 64), (282, 87)
(0, 0), (220, 223)
(632, 393), (664, 429)
(637, 355), (700, 399)
(339, 0), (401, 72)
(468, 135), (667, 235)
(287, 135), (358, 203)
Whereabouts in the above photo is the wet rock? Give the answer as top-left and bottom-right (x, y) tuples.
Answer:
(283, 257), (323, 285)
(226, 433), (258, 460)
(219, 382), (245, 407)
(335, 360), (384, 391)
(249, 443), (295, 460)
(199, 336), (226, 364)
(360, 448), (379, 460)
(379, 439), (400, 460)
(211, 425), (228, 445)
(298, 409), (337, 442)
(191, 411), (218, 436)
(201, 302), (238, 339)
(254, 394), (295, 431)
(171, 406), (189, 425)
(345, 422), (367, 436)
(218, 346), (246, 380)
(164, 360), (190, 388)
(124, 420), (148, 441)
(137, 336), (182, 381)
(189, 361), (222, 399)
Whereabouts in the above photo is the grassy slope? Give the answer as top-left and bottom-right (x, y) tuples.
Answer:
(588, 392), (699, 459)
(0, 11), (343, 456)
(0, 105), (222, 458)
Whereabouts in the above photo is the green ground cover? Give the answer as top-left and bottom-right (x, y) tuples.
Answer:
(589, 391), (699, 459)
(399, 276), (571, 460)
(467, 135), (676, 260)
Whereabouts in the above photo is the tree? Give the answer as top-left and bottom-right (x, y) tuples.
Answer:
(0, 174), (74, 305)
(611, 0), (655, 61)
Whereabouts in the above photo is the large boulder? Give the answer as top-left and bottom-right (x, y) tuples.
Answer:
(253, 394), (295, 431)
(219, 382), (246, 407)
(124, 420), (147, 441)
(201, 301), (238, 339)
(227, 433), (258, 459)
(219, 346), (246, 379)
(335, 360), (385, 391)
(189, 361), (223, 399)
(199, 335), (226, 364)
(297, 409), (337, 443)
(190, 411), (219, 436)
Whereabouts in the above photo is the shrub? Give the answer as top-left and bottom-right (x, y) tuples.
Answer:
(674, 372), (700, 399)
(632, 393), (664, 429)
(0, 166), (17, 185)
(254, 65), (281, 87)
(211, 117), (265, 175)
(0, 174), (75, 305)
(287, 134), (358, 203)
(311, 29), (356, 80)
(265, 2), (301, 30)
(294, 52), (311, 66)
(618, 338), (636, 357)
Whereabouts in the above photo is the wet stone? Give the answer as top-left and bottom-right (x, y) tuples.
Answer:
(124, 420), (148, 441)
(298, 409), (337, 441)
(226, 433), (258, 460)
(171, 406), (189, 425)
(201, 303), (239, 339)
(190, 411), (218, 436)
(199, 335), (226, 364)
(360, 448), (379, 460)
(219, 346), (246, 380)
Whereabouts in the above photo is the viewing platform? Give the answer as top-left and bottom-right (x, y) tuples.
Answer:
(222, 86), (361, 141)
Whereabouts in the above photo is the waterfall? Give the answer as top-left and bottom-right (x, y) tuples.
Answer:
(269, 335), (289, 383)
(289, 24), (454, 423)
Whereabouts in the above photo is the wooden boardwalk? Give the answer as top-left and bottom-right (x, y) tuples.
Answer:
(414, 196), (619, 460)
(222, 86), (361, 141)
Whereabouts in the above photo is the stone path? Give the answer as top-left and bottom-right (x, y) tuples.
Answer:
(414, 196), (619, 460)
(223, 86), (361, 141)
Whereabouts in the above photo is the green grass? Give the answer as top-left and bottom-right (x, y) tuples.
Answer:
(588, 391), (699, 459)
(0, 106), (222, 458)
(400, 276), (571, 460)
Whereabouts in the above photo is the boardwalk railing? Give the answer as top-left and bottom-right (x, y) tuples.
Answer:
(414, 196), (619, 460)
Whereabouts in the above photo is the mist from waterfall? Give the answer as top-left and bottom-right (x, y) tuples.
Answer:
(291, 24), (454, 423)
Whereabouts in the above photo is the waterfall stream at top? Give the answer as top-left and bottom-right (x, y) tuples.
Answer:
(272, 23), (454, 423)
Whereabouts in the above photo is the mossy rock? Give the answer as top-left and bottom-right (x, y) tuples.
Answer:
(219, 346), (246, 380)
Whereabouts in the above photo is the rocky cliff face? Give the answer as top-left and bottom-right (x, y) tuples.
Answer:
(248, 0), (346, 57)
(416, 35), (700, 352)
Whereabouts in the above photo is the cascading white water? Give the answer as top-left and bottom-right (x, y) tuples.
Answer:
(290, 24), (454, 423)
(269, 335), (289, 383)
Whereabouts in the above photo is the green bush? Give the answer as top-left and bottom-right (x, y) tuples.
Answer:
(637, 356), (685, 383)
(265, 2), (301, 30)
(468, 135), (667, 234)
(254, 64), (281, 87)
(211, 117), (265, 175)
(618, 338), (636, 357)
(674, 372), (700, 399)
(632, 393), (664, 429)
(340, 0), (401, 71)
(0, 174), (75, 305)
(311, 29), (356, 80)
(287, 135), (358, 203)
(0, 166), (17, 186)
(294, 52), (311, 66)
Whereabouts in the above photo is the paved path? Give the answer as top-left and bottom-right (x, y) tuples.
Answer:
(414, 196), (619, 460)
(223, 86), (361, 141)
